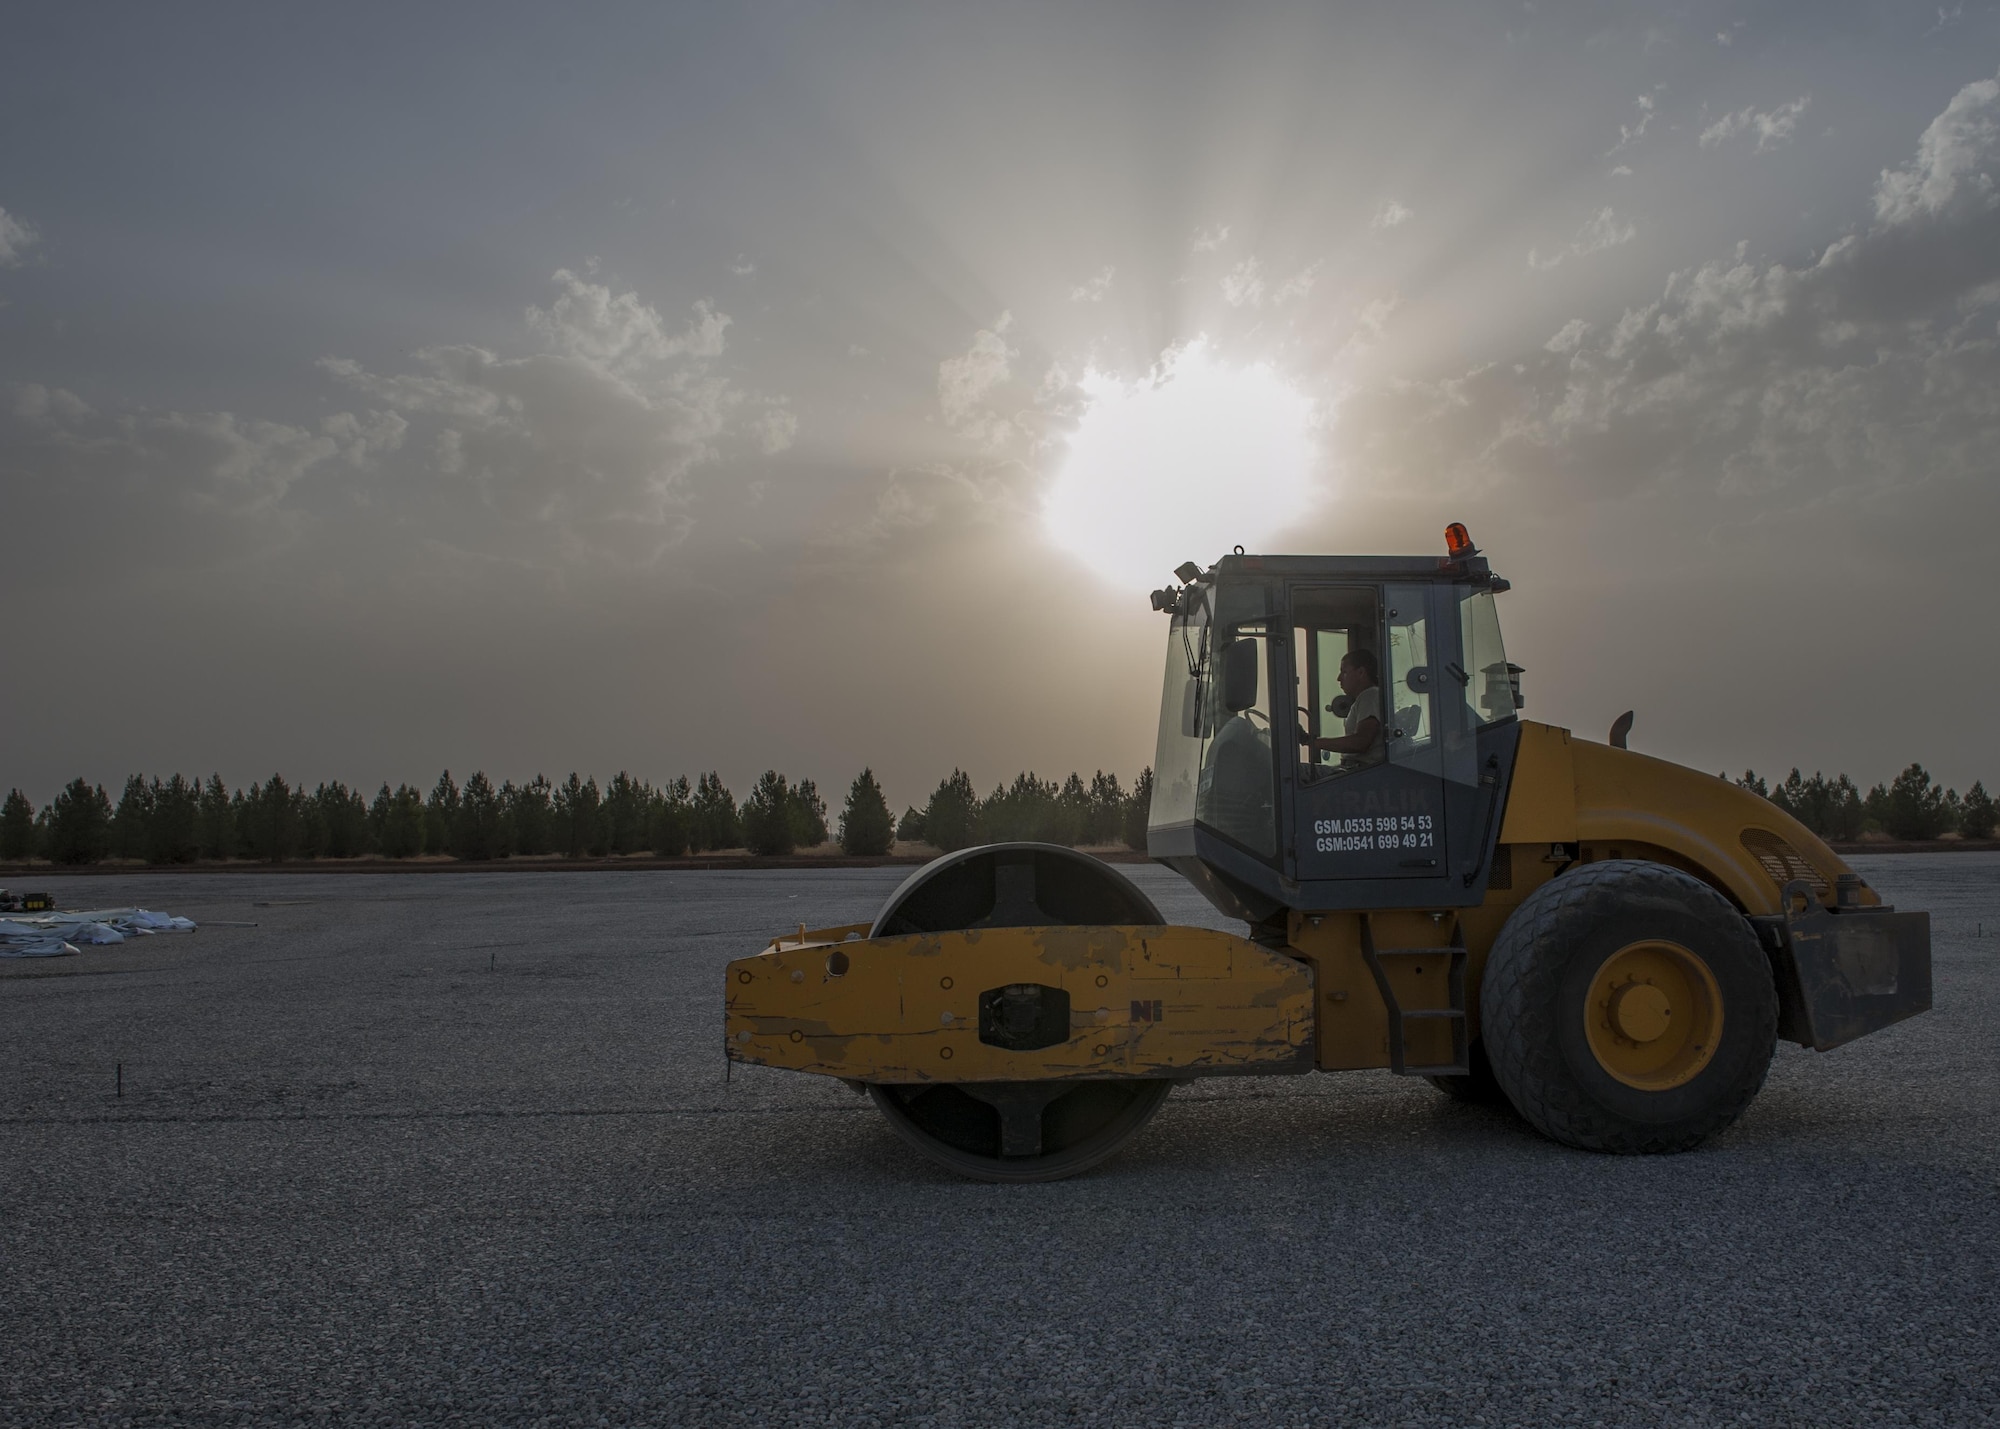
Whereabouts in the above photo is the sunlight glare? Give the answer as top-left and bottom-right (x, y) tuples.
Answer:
(1042, 341), (1317, 590)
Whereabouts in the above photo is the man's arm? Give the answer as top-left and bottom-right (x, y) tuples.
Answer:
(1309, 717), (1380, 755)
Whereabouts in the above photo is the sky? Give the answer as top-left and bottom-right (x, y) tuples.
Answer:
(4, 1), (2000, 810)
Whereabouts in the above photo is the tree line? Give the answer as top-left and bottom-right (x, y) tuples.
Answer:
(0, 765), (1156, 867)
(1731, 764), (1994, 842)
(15, 756), (1975, 868)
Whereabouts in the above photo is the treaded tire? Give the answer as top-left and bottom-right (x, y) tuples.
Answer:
(1426, 1040), (1508, 1106)
(1483, 859), (1777, 1154)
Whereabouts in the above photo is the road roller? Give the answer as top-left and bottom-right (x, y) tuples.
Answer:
(725, 525), (1932, 1180)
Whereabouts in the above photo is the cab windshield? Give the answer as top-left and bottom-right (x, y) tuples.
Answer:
(1149, 585), (1279, 858)
(1148, 590), (1208, 835)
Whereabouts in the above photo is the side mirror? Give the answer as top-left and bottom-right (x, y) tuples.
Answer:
(1180, 679), (1201, 738)
(1221, 638), (1260, 713)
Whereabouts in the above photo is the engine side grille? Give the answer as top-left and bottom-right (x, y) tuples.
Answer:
(1741, 828), (1833, 897)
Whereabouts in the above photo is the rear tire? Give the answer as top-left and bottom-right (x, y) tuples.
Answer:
(1483, 859), (1776, 1154)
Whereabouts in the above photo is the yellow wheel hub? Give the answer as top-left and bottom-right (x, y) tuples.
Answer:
(1584, 940), (1723, 1091)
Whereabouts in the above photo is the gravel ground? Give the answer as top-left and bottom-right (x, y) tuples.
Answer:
(2, 854), (1995, 1427)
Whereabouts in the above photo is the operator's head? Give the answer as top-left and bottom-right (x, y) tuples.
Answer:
(1337, 648), (1378, 695)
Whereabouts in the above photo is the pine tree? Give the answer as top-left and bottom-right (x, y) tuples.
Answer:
(1056, 772), (1091, 846)
(1826, 774), (1865, 841)
(602, 772), (652, 856)
(111, 774), (155, 861)
(506, 775), (554, 856)
(741, 771), (796, 856)
(1085, 770), (1126, 845)
(553, 773), (603, 858)
(1884, 763), (1951, 840)
(649, 776), (693, 856)
(373, 783), (427, 858)
(1961, 781), (1996, 840)
(896, 805), (926, 844)
(1862, 781), (1890, 837)
(692, 772), (740, 851)
(240, 775), (300, 863)
(838, 769), (894, 856)
(977, 772), (1063, 843)
(923, 769), (980, 852)
(294, 783), (327, 859)
(1123, 766), (1154, 851)
(47, 778), (114, 865)
(195, 775), (235, 861)
(425, 771), (460, 857)
(0, 789), (37, 861)
(313, 782), (371, 859)
(149, 775), (201, 864)
(788, 777), (829, 849)
(457, 772), (507, 860)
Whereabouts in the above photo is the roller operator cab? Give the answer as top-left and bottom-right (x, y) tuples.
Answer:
(1145, 529), (1523, 927)
(725, 527), (1932, 1182)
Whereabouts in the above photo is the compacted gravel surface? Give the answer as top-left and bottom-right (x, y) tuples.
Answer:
(3, 855), (1996, 1427)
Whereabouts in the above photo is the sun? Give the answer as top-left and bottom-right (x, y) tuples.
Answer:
(1042, 340), (1318, 591)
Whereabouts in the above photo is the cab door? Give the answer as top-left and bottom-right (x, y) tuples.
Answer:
(1289, 582), (1459, 883)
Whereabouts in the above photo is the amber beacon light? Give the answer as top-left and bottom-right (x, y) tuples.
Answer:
(1444, 522), (1475, 558)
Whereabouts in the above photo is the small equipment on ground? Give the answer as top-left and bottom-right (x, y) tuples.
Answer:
(726, 526), (1931, 1180)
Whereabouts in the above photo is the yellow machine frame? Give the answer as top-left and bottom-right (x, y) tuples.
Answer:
(725, 721), (1873, 1084)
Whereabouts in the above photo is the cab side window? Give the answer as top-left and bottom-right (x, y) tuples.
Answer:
(1458, 588), (1516, 726)
(1384, 584), (1435, 763)
(1195, 625), (1278, 857)
(1290, 587), (1382, 781)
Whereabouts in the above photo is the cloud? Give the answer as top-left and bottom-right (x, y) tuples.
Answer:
(1873, 68), (1999, 225)
(1272, 262), (1322, 305)
(162, 412), (346, 509)
(1221, 257), (1265, 307)
(1370, 200), (1414, 230)
(0, 206), (39, 266)
(938, 312), (1018, 449)
(1355, 295), (1398, 340)
(1608, 94), (1655, 156)
(748, 404), (798, 455)
(1190, 223), (1231, 253)
(6, 394), (345, 515)
(435, 428), (465, 474)
(524, 268), (729, 379)
(320, 409), (409, 468)
(1924, 5), (1964, 39)
(1700, 96), (1811, 153)
(1528, 208), (1637, 269)
(304, 268), (783, 551)
(1068, 266), (1115, 302)
(1543, 318), (1590, 353)
(729, 255), (756, 276)
(1, 266), (785, 589)
(10, 383), (89, 421)
(1218, 255), (1323, 307)
(321, 338), (737, 536)
(1340, 76), (2000, 539)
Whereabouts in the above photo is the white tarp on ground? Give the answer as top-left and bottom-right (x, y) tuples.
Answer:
(0, 908), (198, 958)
